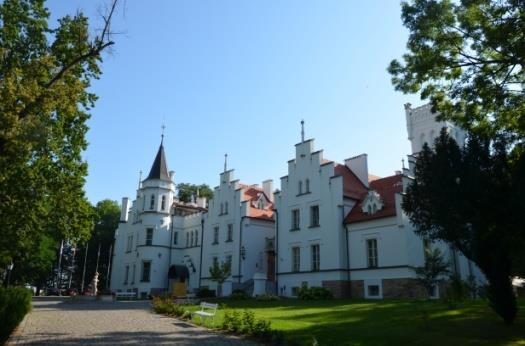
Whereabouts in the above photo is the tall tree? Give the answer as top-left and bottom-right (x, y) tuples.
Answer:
(389, 0), (524, 140)
(0, 0), (117, 269)
(177, 183), (213, 203)
(403, 130), (524, 324)
(74, 199), (120, 291)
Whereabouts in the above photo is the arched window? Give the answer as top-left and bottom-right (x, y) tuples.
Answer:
(161, 195), (166, 211)
(305, 179), (310, 193)
(298, 180), (303, 194)
(367, 205), (372, 214)
(150, 195), (155, 210)
(258, 198), (265, 209)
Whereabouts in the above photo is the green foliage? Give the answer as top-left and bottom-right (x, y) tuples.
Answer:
(230, 288), (249, 300)
(209, 260), (231, 285)
(403, 131), (524, 323)
(443, 274), (470, 309)
(177, 183), (213, 203)
(414, 247), (449, 298)
(0, 0), (116, 274)
(151, 297), (185, 317)
(389, 0), (525, 139)
(256, 293), (280, 301)
(297, 287), (333, 300)
(221, 309), (273, 339)
(0, 287), (32, 343)
(196, 287), (216, 298)
(73, 199), (120, 290)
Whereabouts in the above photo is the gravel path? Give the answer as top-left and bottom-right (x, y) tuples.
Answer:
(8, 297), (256, 345)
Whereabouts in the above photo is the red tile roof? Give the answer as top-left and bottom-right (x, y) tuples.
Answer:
(345, 174), (403, 224)
(239, 184), (275, 221)
(334, 164), (369, 200)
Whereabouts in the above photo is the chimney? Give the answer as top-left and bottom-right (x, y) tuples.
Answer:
(344, 154), (369, 188)
(196, 196), (207, 208)
(262, 179), (274, 202)
(120, 197), (130, 222)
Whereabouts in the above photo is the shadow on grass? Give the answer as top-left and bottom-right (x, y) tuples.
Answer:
(216, 299), (525, 345)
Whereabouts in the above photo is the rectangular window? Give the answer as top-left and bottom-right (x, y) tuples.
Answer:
(149, 195), (155, 210)
(146, 228), (153, 246)
(367, 239), (378, 268)
(126, 235), (133, 252)
(310, 205), (320, 227)
(173, 232), (178, 245)
(213, 256), (218, 267)
(226, 224), (233, 242)
(292, 246), (300, 272)
(141, 261), (151, 282)
(367, 285), (380, 297)
(186, 233), (189, 247)
(291, 209), (300, 230)
(124, 265), (129, 284)
(213, 227), (219, 244)
(291, 287), (300, 296)
(311, 244), (320, 271)
(131, 264), (136, 284)
(226, 254), (232, 268)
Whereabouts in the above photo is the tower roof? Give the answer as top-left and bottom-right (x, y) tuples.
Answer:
(145, 142), (170, 182)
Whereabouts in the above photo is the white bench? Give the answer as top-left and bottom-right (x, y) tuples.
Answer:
(115, 291), (137, 300)
(192, 302), (218, 325)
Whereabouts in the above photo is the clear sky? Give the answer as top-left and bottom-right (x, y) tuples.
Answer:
(46, 0), (422, 204)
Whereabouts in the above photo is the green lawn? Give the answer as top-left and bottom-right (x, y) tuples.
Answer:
(186, 298), (525, 345)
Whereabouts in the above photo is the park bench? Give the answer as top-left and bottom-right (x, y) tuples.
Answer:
(192, 302), (218, 325)
(115, 291), (137, 300)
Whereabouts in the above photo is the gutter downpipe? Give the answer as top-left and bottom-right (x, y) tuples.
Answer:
(274, 209), (279, 295)
(199, 217), (205, 288)
(167, 211), (174, 292)
(339, 205), (351, 291)
(238, 216), (247, 284)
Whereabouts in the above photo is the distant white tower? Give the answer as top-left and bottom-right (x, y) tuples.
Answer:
(404, 103), (466, 154)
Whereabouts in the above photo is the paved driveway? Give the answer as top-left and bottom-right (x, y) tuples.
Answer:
(8, 297), (255, 345)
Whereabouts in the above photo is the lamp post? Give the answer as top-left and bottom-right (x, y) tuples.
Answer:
(5, 262), (14, 288)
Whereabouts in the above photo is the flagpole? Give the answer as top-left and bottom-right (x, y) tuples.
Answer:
(81, 243), (89, 294)
(106, 244), (112, 290)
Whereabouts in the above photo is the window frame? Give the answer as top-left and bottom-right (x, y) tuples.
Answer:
(213, 226), (219, 244)
(292, 246), (300, 272)
(309, 205), (320, 227)
(145, 228), (153, 246)
(311, 244), (320, 271)
(291, 209), (300, 231)
(366, 238), (378, 268)
(141, 261), (151, 282)
(226, 224), (233, 242)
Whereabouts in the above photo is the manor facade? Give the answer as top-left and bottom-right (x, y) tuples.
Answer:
(110, 103), (485, 299)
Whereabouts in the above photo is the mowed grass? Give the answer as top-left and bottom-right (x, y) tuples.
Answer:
(185, 298), (525, 345)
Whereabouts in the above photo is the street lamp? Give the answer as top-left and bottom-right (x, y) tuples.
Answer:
(5, 262), (14, 288)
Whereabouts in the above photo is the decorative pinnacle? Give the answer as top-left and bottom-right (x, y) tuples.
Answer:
(301, 119), (305, 142)
(224, 153), (228, 172)
(138, 170), (143, 189)
(401, 158), (405, 169)
(161, 123), (166, 143)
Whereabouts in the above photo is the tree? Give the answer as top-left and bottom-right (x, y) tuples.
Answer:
(209, 260), (231, 297)
(414, 247), (449, 298)
(0, 0), (118, 270)
(403, 130), (524, 324)
(73, 199), (120, 291)
(389, 0), (524, 140)
(177, 183), (213, 203)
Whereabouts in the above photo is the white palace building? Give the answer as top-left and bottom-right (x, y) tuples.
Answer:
(110, 104), (484, 299)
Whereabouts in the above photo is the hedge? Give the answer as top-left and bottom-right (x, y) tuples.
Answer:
(0, 287), (32, 343)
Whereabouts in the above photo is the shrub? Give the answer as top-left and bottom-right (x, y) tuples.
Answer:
(152, 297), (185, 317)
(196, 287), (215, 298)
(256, 294), (280, 301)
(0, 287), (32, 343)
(230, 289), (249, 300)
(298, 287), (333, 300)
(220, 309), (273, 339)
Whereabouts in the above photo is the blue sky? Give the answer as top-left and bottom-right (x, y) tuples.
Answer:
(46, 0), (422, 204)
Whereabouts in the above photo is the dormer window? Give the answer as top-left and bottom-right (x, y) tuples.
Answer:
(362, 191), (384, 215)
(258, 198), (265, 209)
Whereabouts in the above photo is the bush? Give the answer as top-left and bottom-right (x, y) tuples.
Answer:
(298, 287), (333, 300)
(151, 297), (185, 317)
(220, 309), (273, 339)
(196, 287), (215, 298)
(256, 294), (280, 301)
(0, 287), (32, 343)
(230, 289), (249, 300)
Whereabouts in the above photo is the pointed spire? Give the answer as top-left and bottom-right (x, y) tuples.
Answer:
(301, 120), (305, 142)
(145, 141), (170, 182)
(224, 153), (228, 172)
(138, 170), (143, 189)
